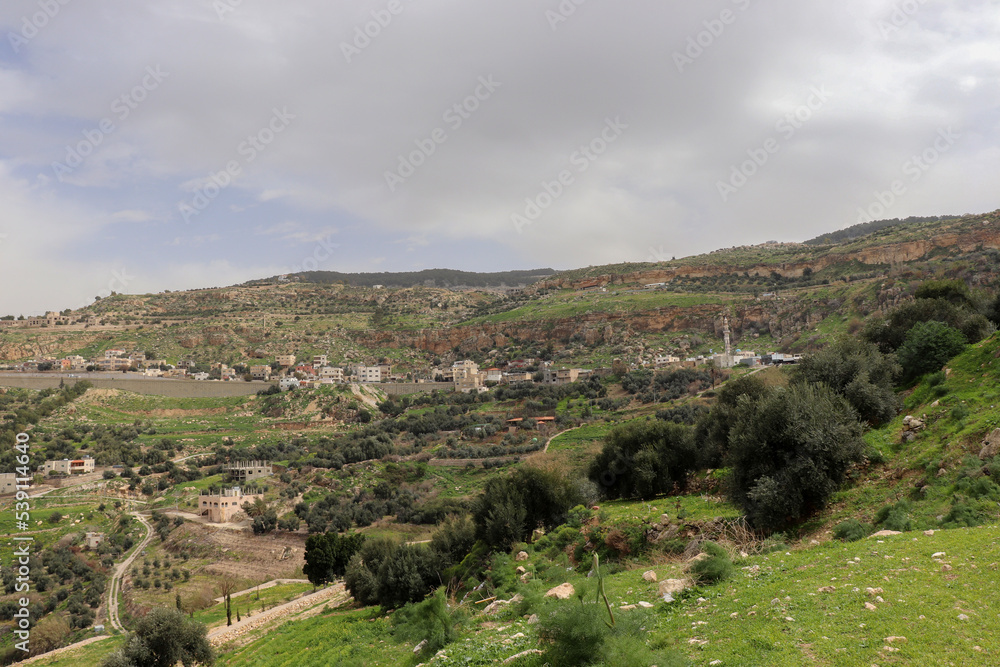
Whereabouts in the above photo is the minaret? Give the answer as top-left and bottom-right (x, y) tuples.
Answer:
(723, 317), (732, 367)
(723, 317), (732, 358)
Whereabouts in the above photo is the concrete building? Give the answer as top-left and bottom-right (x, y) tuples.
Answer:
(355, 365), (381, 383)
(654, 354), (680, 368)
(96, 358), (132, 372)
(0, 473), (26, 495)
(198, 487), (262, 523)
(319, 366), (344, 382)
(279, 377), (300, 391)
(85, 532), (105, 549)
(41, 456), (95, 475)
(455, 373), (484, 393)
(312, 355), (328, 367)
(276, 354), (296, 367)
(250, 365), (272, 381)
(452, 360), (479, 378)
(223, 460), (273, 483)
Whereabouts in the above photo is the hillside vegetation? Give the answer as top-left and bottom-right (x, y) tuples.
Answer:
(7, 211), (1000, 666)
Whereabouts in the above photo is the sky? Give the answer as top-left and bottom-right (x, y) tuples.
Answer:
(0, 0), (998, 315)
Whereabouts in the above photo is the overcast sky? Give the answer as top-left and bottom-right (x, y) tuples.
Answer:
(1, 0), (998, 315)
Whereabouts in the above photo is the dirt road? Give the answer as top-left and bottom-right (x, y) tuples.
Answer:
(105, 512), (153, 632)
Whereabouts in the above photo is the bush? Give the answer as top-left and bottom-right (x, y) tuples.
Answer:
(588, 419), (698, 500)
(100, 608), (213, 667)
(726, 383), (866, 532)
(688, 541), (734, 585)
(303, 532), (367, 586)
(794, 337), (901, 426)
(391, 588), (467, 656)
(472, 467), (582, 551)
(538, 600), (685, 667)
(694, 373), (771, 468)
(941, 501), (986, 528)
(874, 501), (913, 532)
(833, 519), (873, 541)
(896, 321), (967, 384)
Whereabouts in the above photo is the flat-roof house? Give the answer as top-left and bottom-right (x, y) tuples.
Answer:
(199, 487), (262, 523)
(42, 456), (95, 475)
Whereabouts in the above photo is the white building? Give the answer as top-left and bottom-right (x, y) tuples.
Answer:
(319, 366), (344, 382)
(42, 456), (95, 475)
(279, 377), (300, 391)
(355, 366), (381, 383)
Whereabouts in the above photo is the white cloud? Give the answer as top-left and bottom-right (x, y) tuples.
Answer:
(0, 0), (998, 312)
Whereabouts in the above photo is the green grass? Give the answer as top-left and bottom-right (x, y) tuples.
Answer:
(194, 582), (315, 628)
(215, 607), (411, 666)
(19, 636), (125, 667)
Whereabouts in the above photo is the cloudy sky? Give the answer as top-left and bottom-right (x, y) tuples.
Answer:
(1, 0), (998, 314)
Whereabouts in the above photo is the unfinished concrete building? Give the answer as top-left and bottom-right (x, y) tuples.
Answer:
(223, 460), (273, 484)
(199, 487), (262, 523)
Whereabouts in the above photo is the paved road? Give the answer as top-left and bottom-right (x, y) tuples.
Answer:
(106, 512), (153, 633)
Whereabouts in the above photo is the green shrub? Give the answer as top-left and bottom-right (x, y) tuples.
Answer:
(727, 383), (866, 532)
(896, 321), (967, 384)
(588, 419), (698, 500)
(927, 371), (946, 387)
(942, 501), (986, 528)
(391, 588), (466, 656)
(689, 541), (734, 585)
(832, 519), (873, 542)
(538, 600), (608, 667)
(874, 501), (913, 532)
(951, 404), (970, 421)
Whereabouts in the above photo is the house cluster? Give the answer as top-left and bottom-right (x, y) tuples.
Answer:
(0, 311), (96, 329)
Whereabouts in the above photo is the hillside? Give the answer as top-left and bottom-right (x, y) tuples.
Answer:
(13, 332), (1000, 665)
(248, 268), (558, 289)
(4, 211), (1000, 373)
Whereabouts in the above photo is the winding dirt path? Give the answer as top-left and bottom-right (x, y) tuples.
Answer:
(105, 512), (153, 632)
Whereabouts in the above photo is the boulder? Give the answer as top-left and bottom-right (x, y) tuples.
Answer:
(515, 551), (529, 562)
(544, 583), (575, 600)
(658, 579), (690, 597)
(642, 570), (658, 583)
(870, 530), (902, 538)
(980, 428), (1000, 460)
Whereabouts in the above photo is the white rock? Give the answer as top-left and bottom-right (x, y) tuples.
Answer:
(658, 579), (690, 597)
(932, 552), (946, 558)
(544, 583), (575, 600)
(642, 570), (657, 582)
